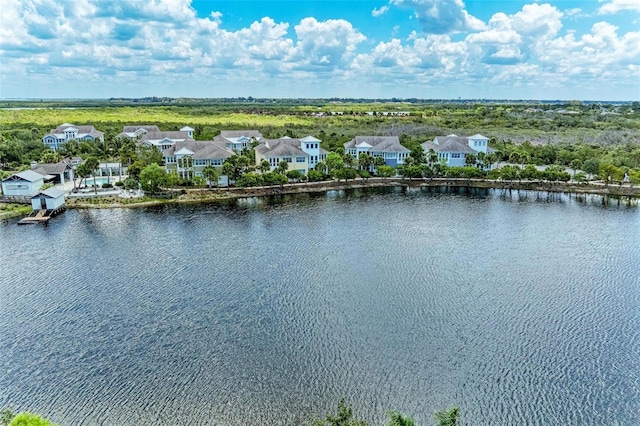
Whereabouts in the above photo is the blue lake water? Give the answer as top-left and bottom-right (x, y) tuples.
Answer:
(0, 188), (639, 425)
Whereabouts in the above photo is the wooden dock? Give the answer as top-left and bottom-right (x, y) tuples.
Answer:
(18, 209), (51, 225)
(18, 206), (64, 225)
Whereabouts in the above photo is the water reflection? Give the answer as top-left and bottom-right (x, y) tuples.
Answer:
(0, 189), (638, 426)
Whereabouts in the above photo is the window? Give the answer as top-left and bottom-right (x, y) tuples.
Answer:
(451, 153), (461, 159)
(195, 159), (206, 166)
(284, 157), (292, 163)
(296, 157), (306, 163)
(212, 159), (222, 166)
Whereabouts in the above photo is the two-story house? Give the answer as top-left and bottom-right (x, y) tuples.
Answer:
(215, 130), (265, 153)
(344, 136), (410, 168)
(254, 136), (327, 175)
(162, 140), (235, 178)
(421, 134), (490, 167)
(42, 123), (104, 151)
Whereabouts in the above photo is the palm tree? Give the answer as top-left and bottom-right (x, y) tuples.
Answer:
(569, 158), (582, 181)
(464, 153), (477, 167)
(276, 159), (289, 175)
(315, 160), (328, 175)
(202, 165), (220, 190)
(259, 159), (271, 174)
(84, 156), (100, 194)
(485, 152), (498, 170)
(434, 407), (460, 426)
(358, 152), (372, 171)
(386, 410), (416, 426)
(427, 149), (439, 167)
(477, 151), (486, 169)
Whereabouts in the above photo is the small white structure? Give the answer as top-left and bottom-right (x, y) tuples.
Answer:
(180, 126), (195, 138)
(31, 187), (65, 211)
(1, 170), (45, 197)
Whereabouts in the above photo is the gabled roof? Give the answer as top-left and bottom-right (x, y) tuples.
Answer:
(300, 135), (321, 143)
(4, 170), (46, 182)
(163, 140), (235, 160)
(469, 134), (488, 140)
(32, 187), (65, 199)
(180, 126), (195, 131)
(141, 131), (193, 142)
(344, 136), (409, 153)
(255, 138), (308, 157)
(219, 130), (263, 141)
(122, 125), (161, 133)
(52, 124), (96, 133)
(175, 147), (195, 156)
(423, 136), (476, 153)
(31, 161), (72, 175)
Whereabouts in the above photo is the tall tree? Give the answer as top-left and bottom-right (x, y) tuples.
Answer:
(202, 165), (220, 190)
(84, 156), (100, 194)
(409, 145), (426, 165)
(138, 163), (167, 192)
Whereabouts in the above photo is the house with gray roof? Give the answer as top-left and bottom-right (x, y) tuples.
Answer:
(116, 125), (161, 140)
(117, 125), (194, 143)
(421, 134), (491, 167)
(31, 187), (65, 212)
(254, 136), (327, 174)
(163, 140), (235, 179)
(31, 160), (74, 185)
(344, 136), (410, 168)
(215, 130), (265, 153)
(1, 170), (45, 199)
(141, 130), (195, 151)
(42, 123), (104, 151)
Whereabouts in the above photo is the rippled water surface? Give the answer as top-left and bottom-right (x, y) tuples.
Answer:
(1, 189), (639, 425)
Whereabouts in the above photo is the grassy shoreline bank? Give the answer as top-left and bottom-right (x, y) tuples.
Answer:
(63, 178), (639, 210)
(3, 179), (636, 220)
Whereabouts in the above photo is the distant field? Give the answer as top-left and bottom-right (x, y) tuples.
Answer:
(1, 102), (638, 146)
(0, 107), (315, 128)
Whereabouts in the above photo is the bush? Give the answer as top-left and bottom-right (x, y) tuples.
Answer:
(237, 173), (264, 187)
(124, 177), (139, 190)
(307, 170), (325, 182)
(376, 165), (394, 177)
(102, 183), (113, 188)
(114, 180), (124, 187)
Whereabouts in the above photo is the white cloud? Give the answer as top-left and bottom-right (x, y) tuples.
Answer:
(598, 0), (640, 14)
(372, 6), (389, 17)
(391, 0), (485, 34)
(287, 18), (366, 71)
(1, 0), (638, 100)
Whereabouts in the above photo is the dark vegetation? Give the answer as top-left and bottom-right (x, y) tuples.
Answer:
(1, 99), (639, 188)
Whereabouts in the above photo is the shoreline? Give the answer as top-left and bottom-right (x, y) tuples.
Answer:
(63, 178), (639, 210)
(3, 178), (637, 219)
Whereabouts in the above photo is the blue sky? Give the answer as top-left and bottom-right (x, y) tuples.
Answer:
(1, 0), (638, 101)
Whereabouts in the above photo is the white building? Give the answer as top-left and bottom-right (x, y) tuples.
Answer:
(1, 170), (45, 198)
(31, 187), (65, 211)
(421, 134), (491, 167)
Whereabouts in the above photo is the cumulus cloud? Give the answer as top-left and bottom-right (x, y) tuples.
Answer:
(598, 0), (640, 14)
(1, 0), (639, 99)
(288, 18), (366, 71)
(391, 0), (485, 34)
